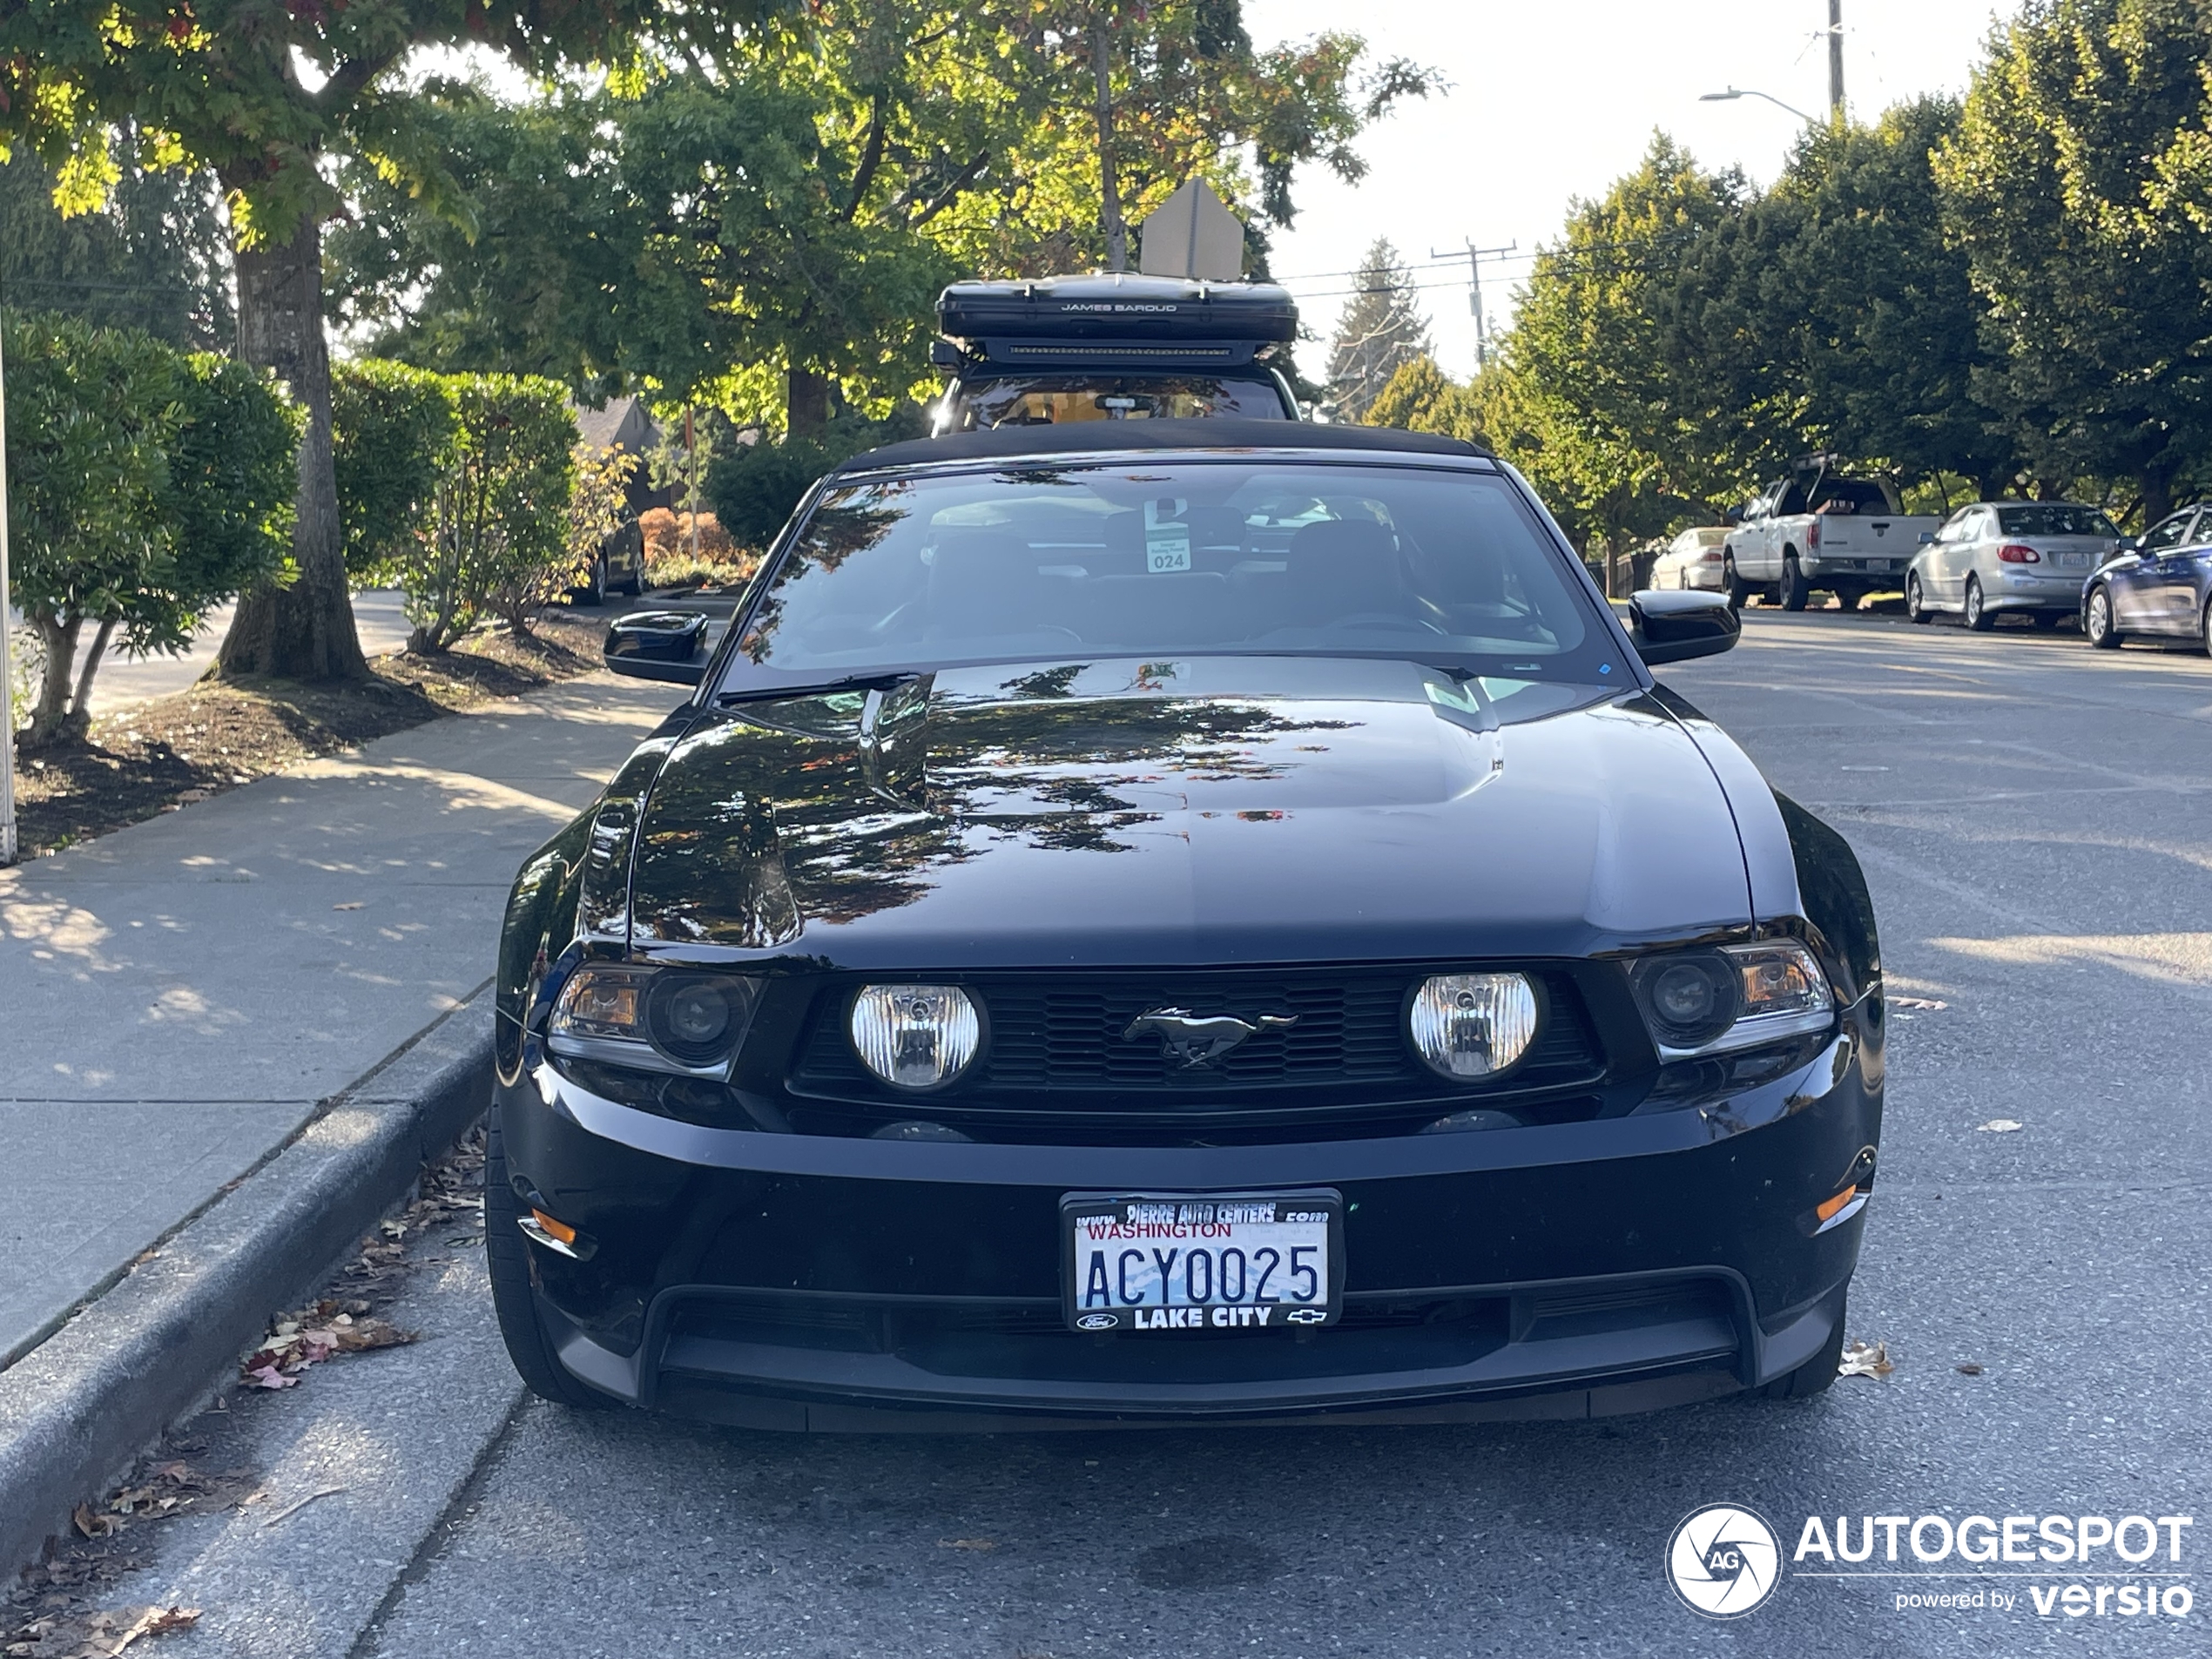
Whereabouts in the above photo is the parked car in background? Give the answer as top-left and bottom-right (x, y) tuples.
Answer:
(1723, 463), (1944, 611)
(1905, 502), (2121, 631)
(1650, 527), (1731, 591)
(2082, 503), (2212, 653)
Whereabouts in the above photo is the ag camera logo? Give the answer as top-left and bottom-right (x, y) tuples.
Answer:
(1669, 1504), (1782, 1618)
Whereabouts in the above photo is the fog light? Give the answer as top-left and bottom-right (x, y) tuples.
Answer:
(1408, 973), (1538, 1079)
(850, 985), (981, 1090)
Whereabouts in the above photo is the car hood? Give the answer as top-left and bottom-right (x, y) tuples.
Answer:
(617, 658), (1753, 968)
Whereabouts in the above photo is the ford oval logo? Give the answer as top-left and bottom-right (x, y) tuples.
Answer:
(1285, 1307), (1328, 1325)
(1076, 1312), (1118, 1331)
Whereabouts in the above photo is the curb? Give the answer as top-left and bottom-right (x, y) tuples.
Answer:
(0, 991), (494, 1582)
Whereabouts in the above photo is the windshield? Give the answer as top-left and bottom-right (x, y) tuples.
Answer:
(1995, 503), (2120, 539)
(717, 462), (1629, 692)
(951, 375), (1290, 430)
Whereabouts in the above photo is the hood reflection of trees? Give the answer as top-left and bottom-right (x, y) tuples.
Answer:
(632, 684), (1364, 939)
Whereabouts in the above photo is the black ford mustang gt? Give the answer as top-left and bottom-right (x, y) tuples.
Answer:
(489, 420), (1882, 1429)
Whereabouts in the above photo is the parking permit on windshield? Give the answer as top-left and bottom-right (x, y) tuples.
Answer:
(1144, 498), (1191, 573)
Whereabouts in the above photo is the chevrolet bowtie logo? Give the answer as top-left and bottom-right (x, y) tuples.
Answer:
(1123, 1008), (1298, 1069)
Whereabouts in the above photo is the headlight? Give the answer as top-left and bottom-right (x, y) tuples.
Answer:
(547, 965), (759, 1076)
(1408, 973), (1539, 1080)
(1631, 941), (1833, 1057)
(850, 985), (981, 1090)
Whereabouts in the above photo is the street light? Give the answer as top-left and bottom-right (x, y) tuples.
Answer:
(1699, 86), (1821, 126)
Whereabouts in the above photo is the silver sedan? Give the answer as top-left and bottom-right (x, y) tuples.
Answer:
(1905, 502), (2121, 631)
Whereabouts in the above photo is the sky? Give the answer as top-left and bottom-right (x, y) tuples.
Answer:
(1242, 0), (2008, 383)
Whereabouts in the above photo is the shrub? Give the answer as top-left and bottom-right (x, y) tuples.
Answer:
(369, 373), (577, 652)
(332, 361), (458, 579)
(702, 404), (926, 550)
(486, 442), (626, 637)
(2, 310), (300, 745)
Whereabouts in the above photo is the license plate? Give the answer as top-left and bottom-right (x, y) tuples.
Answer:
(1062, 1190), (1343, 1332)
(2060, 552), (2089, 569)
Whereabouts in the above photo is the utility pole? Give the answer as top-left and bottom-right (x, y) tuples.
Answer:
(0, 320), (17, 866)
(1431, 240), (1517, 369)
(1827, 0), (1845, 123)
(1093, 20), (1128, 273)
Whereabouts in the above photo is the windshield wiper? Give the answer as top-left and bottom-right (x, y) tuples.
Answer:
(712, 670), (926, 706)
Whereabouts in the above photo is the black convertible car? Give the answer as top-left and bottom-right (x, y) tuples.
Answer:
(489, 421), (1883, 1428)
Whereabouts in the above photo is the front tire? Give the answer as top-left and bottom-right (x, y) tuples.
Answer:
(1905, 573), (1932, 624)
(2086, 585), (2121, 649)
(1963, 576), (1994, 631)
(1723, 554), (1750, 610)
(2202, 597), (2212, 658)
(1779, 555), (1810, 612)
(486, 1104), (615, 1410)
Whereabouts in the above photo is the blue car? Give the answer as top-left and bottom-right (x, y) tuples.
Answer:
(2084, 504), (2212, 653)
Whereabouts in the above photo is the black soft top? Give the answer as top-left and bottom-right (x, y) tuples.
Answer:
(836, 418), (1494, 475)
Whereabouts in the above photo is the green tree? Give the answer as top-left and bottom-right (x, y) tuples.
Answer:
(1492, 136), (1746, 585)
(1660, 101), (2017, 501)
(0, 0), (786, 683)
(324, 5), (1434, 432)
(0, 133), (233, 351)
(1935, 0), (2212, 520)
(1362, 354), (1488, 443)
(1325, 239), (1433, 421)
(2, 312), (299, 744)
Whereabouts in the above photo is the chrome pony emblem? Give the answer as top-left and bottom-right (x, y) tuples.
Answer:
(1122, 1008), (1298, 1069)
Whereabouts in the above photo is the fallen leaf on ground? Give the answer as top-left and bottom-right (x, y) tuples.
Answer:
(68, 1507), (115, 1541)
(331, 901), (364, 911)
(1975, 1119), (2024, 1133)
(239, 1312), (415, 1386)
(1957, 1362), (1985, 1376)
(937, 1538), (997, 1552)
(1885, 995), (1948, 1010)
(6, 1605), (199, 1658)
(1839, 1340), (1894, 1379)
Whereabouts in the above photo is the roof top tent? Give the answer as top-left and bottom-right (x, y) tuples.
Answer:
(931, 274), (1303, 431)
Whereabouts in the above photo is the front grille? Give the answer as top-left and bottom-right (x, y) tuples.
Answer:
(785, 965), (1611, 1139)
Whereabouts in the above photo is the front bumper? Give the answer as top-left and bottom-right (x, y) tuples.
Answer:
(498, 1018), (1881, 1428)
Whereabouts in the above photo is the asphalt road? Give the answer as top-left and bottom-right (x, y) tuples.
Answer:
(63, 610), (2212, 1658)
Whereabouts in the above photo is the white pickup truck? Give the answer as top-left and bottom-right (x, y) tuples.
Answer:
(1722, 470), (1944, 610)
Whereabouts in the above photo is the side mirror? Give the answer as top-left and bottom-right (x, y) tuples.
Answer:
(605, 610), (710, 685)
(1629, 589), (1740, 666)
(2118, 536), (2140, 554)
(1918, 530), (1936, 544)
(928, 339), (963, 369)
(1723, 505), (1743, 524)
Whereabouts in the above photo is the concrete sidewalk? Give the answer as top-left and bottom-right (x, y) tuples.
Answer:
(0, 667), (679, 1368)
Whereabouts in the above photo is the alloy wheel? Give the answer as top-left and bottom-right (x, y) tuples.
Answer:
(2087, 587), (2121, 650)
(1963, 577), (1993, 631)
(1906, 576), (1931, 624)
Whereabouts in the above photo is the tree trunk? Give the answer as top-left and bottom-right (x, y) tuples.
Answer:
(2140, 469), (2174, 525)
(63, 617), (118, 743)
(23, 614), (79, 749)
(215, 212), (369, 683)
(1091, 21), (1127, 273)
(787, 368), (832, 440)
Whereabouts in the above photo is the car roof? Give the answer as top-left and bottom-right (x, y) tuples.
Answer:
(836, 417), (1493, 475)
